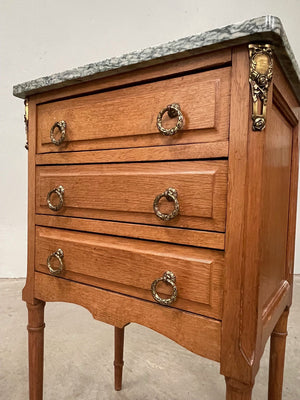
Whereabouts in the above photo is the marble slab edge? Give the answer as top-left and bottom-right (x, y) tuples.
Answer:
(13, 15), (300, 103)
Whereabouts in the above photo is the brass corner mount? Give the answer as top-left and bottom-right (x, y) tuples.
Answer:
(249, 44), (273, 131)
(24, 99), (29, 150)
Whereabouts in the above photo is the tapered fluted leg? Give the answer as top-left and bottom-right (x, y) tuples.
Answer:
(268, 308), (289, 400)
(27, 300), (45, 400)
(225, 377), (253, 400)
(114, 326), (125, 391)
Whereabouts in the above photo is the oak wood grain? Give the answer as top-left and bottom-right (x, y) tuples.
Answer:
(37, 68), (230, 153)
(21, 43), (300, 400)
(225, 378), (253, 400)
(273, 58), (299, 112)
(34, 272), (221, 362)
(221, 46), (253, 383)
(35, 226), (224, 319)
(36, 161), (228, 232)
(35, 214), (225, 250)
(260, 281), (291, 351)
(23, 99), (37, 304)
(114, 327), (125, 391)
(259, 102), (293, 310)
(222, 47), (300, 390)
(268, 308), (289, 400)
(259, 62), (299, 357)
(27, 300), (45, 400)
(35, 141), (229, 165)
(286, 122), (299, 288)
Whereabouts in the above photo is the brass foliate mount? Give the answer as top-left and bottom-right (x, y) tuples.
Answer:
(24, 99), (29, 150)
(249, 44), (273, 131)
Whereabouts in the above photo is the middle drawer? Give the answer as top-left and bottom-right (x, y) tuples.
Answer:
(36, 160), (227, 232)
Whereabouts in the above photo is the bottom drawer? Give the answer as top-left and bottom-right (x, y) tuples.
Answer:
(35, 272), (221, 361)
(35, 226), (224, 319)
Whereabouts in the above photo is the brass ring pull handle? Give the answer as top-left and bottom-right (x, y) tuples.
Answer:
(151, 271), (178, 305)
(47, 249), (64, 276)
(50, 120), (66, 145)
(47, 185), (65, 211)
(156, 103), (184, 136)
(153, 188), (179, 221)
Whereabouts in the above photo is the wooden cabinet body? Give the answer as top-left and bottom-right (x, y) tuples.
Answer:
(14, 22), (300, 399)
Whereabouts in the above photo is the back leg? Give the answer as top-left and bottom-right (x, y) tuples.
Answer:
(114, 326), (125, 391)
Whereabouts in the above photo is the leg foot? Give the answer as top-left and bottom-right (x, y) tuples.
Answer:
(114, 326), (125, 391)
(268, 308), (289, 400)
(27, 300), (45, 400)
(225, 377), (253, 400)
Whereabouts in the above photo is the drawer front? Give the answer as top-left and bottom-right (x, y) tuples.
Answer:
(35, 227), (224, 319)
(35, 272), (222, 361)
(37, 67), (230, 153)
(36, 160), (227, 232)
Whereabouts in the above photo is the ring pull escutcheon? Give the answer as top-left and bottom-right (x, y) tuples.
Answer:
(151, 271), (178, 305)
(50, 120), (66, 145)
(47, 249), (64, 276)
(156, 103), (184, 136)
(47, 185), (65, 211)
(153, 188), (179, 221)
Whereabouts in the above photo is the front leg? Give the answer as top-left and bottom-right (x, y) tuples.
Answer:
(27, 300), (45, 400)
(225, 377), (253, 400)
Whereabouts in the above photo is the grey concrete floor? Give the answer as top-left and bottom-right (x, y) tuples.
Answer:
(0, 278), (299, 400)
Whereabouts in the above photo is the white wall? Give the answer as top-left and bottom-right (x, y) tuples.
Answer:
(1, 0), (300, 277)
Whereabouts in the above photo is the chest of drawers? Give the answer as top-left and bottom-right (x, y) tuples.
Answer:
(13, 16), (300, 399)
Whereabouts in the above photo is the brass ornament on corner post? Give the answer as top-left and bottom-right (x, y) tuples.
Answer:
(249, 44), (273, 131)
(24, 99), (29, 150)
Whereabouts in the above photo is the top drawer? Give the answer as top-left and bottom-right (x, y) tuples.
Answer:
(36, 67), (230, 154)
